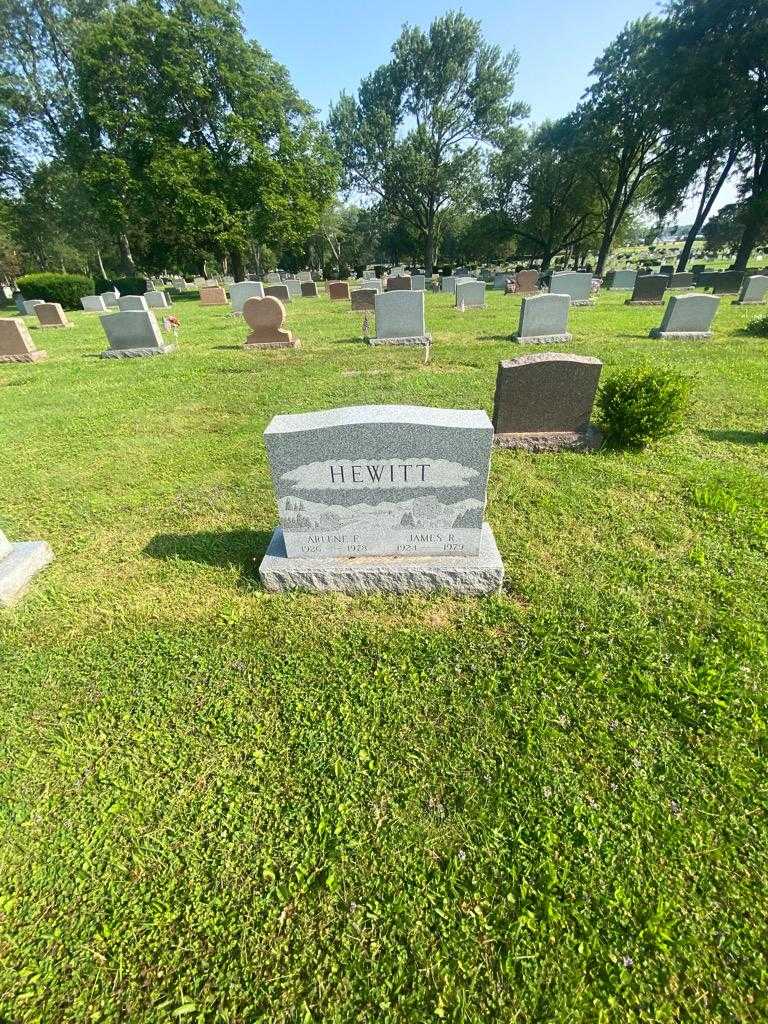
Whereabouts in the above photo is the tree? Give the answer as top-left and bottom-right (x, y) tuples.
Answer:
(663, 0), (768, 270)
(702, 202), (767, 255)
(576, 18), (672, 276)
(329, 11), (527, 276)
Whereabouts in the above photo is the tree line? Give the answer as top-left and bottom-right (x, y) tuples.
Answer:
(0, 0), (765, 282)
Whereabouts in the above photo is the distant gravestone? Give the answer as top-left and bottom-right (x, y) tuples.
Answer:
(625, 274), (667, 305)
(411, 274), (426, 291)
(0, 319), (47, 362)
(285, 279), (301, 299)
(351, 288), (377, 312)
(515, 270), (540, 295)
(492, 352), (603, 452)
(22, 299), (45, 316)
(300, 281), (319, 298)
(669, 272), (695, 289)
(328, 282), (350, 301)
(265, 284), (290, 303)
(455, 280), (486, 309)
(514, 293), (571, 344)
(265, 272), (282, 284)
(387, 276), (412, 291)
(258, 404), (503, 594)
(660, 264), (674, 276)
(493, 273), (509, 291)
(441, 276), (456, 293)
(710, 270), (744, 294)
(0, 527), (54, 607)
(81, 295), (108, 313)
(605, 270), (636, 290)
(200, 285), (228, 306)
(35, 302), (72, 328)
(734, 275), (768, 305)
(370, 290), (430, 346)
(100, 310), (174, 358)
(297, 271), (312, 283)
(118, 295), (149, 312)
(230, 281), (264, 313)
(243, 296), (298, 350)
(145, 290), (171, 309)
(649, 294), (720, 339)
(549, 272), (594, 306)
(100, 291), (120, 308)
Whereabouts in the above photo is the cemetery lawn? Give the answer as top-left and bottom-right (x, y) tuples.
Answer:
(2, 289), (767, 1024)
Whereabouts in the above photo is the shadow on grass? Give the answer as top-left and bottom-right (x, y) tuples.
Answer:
(211, 344), (243, 351)
(144, 529), (272, 586)
(699, 428), (767, 445)
(477, 334), (513, 342)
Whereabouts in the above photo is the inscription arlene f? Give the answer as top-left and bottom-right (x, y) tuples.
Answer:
(263, 406), (494, 558)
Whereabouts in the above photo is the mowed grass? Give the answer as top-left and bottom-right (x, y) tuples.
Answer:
(1, 287), (767, 1023)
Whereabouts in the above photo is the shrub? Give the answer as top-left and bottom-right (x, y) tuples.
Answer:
(94, 276), (149, 296)
(16, 272), (95, 309)
(745, 313), (768, 337)
(596, 366), (692, 450)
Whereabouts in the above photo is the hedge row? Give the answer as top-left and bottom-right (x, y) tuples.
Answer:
(17, 273), (95, 309)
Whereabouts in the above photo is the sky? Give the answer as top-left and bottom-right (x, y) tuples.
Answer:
(241, 0), (739, 222)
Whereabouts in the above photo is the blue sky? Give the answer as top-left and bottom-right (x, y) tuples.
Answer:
(241, 0), (738, 221)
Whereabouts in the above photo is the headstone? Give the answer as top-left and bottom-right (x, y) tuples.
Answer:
(734, 275), (768, 305)
(549, 272), (594, 306)
(411, 275), (426, 291)
(199, 285), (228, 306)
(605, 270), (636, 290)
(193, 277), (206, 289)
(669, 272), (695, 289)
(387, 276), (412, 291)
(35, 302), (72, 328)
(100, 291), (119, 308)
(171, 277), (189, 292)
(265, 272), (282, 284)
(297, 271), (312, 283)
(118, 295), (149, 312)
(649, 294), (720, 339)
(370, 291), (431, 346)
(0, 319), (47, 362)
(328, 282), (350, 301)
(493, 273), (509, 291)
(351, 288), (377, 312)
(455, 280), (485, 309)
(222, 275), (235, 287)
(515, 270), (540, 295)
(492, 352), (603, 452)
(710, 270), (744, 295)
(100, 310), (174, 358)
(265, 284), (290, 303)
(0, 527), (54, 606)
(691, 264), (706, 276)
(660, 264), (674, 275)
(441, 276), (456, 293)
(285, 279), (301, 299)
(391, 266), (406, 276)
(81, 295), (108, 313)
(258, 404), (503, 594)
(513, 293), (571, 344)
(22, 299), (45, 316)
(625, 274), (667, 305)
(145, 290), (170, 309)
(230, 281), (265, 313)
(300, 281), (319, 298)
(243, 296), (299, 350)
(204, 278), (218, 287)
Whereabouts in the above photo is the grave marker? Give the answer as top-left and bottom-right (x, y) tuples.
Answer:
(515, 270), (540, 295)
(230, 281), (265, 313)
(81, 295), (108, 313)
(265, 284), (291, 303)
(549, 271), (594, 306)
(328, 282), (350, 301)
(455, 280), (485, 309)
(351, 288), (377, 312)
(243, 296), (299, 350)
(649, 294), (720, 338)
(100, 310), (174, 358)
(145, 291), (171, 309)
(625, 274), (667, 305)
(199, 285), (227, 306)
(0, 527), (54, 606)
(514, 293), (571, 344)
(0, 319), (47, 362)
(370, 291), (431, 346)
(118, 295), (149, 312)
(734, 275), (768, 305)
(35, 303), (72, 328)
(300, 281), (319, 298)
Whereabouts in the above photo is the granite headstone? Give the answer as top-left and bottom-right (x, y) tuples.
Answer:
(649, 294), (720, 338)
(514, 293), (571, 344)
(370, 291), (430, 346)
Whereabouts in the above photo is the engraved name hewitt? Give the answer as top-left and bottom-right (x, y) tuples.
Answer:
(328, 462), (430, 485)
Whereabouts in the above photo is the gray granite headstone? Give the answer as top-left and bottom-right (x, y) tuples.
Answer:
(297, 271), (312, 283)
(258, 405), (503, 594)
(549, 272), (593, 306)
(81, 295), (108, 313)
(0, 527), (54, 606)
(649, 294), (720, 338)
(300, 281), (319, 297)
(22, 299), (45, 316)
(492, 352), (602, 451)
(734, 275), (768, 304)
(455, 280), (486, 308)
(441, 276), (456, 293)
(669, 272), (695, 289)
(118, 295), (149, 312)
(100, 310), (173, 358)
(710, 271), (744, 294)
(626, 274), (667, 305)
(230, 281), (264, 312)
(370, 291), (430, 346)
(606, 270), (636, 290)
(514, 293), (571, 344)
(265, 284), (290, 303)
(100, 290), (119, 308)
(493, 273), (509, 291)
(145, 290), (170, 309)
(285, 279), (301, 298)
(411, 274), (426, 291)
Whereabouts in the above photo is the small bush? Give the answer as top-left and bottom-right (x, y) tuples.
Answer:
(94, 276), (149, 296)
(16, 272), (95, 309)
(597, 366), (692, 450)
(745, 313), (768, 337)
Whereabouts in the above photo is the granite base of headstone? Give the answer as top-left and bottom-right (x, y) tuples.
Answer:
(258, 405), (503, 595)
(0, 528), (54, 606)
(369, 291), (431, 346)
(649, 294), (720, 339)
(243, 295), (299, 350)
(0, 319), (47, 362)
(513, 294), (572, 344)
(100, 310), (175, 358)
(492, 352), (602, 452)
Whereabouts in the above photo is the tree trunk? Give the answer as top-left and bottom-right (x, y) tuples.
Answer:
(118, 233), (136, 275)
(424, 216), (435, 278)
(230, 251), (244, 282)
(96, 250), (107, 279)
(733, 158), (768, 270)
(733, 218), (762, 270)
(677, 150), (738, 271)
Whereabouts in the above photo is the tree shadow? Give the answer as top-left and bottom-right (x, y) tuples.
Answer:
(211, 344), (243, 350)
(477, 334), (514, 342)
(699, 428), (767, 445)
(144, 529), (273, 587)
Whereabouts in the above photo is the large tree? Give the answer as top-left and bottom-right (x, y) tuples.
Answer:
(329, 11), (526, 276)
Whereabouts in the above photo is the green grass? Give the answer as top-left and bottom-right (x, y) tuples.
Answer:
(1, 288), (767, 1023)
